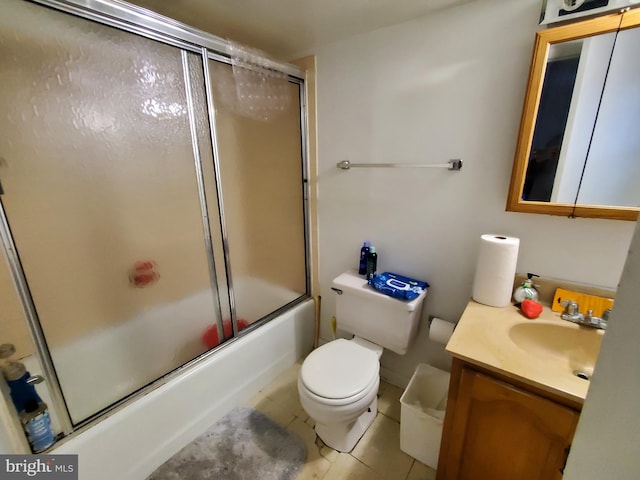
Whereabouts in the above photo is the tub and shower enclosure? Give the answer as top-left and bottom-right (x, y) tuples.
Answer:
(0, 0), (311, 450)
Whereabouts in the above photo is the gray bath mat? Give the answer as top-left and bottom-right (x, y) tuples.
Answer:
(147, 407), (307, 480)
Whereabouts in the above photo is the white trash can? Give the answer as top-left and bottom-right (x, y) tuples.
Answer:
(399, 363), (450, 469)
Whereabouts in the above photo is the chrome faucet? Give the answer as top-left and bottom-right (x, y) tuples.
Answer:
(561, 301), (609, 330)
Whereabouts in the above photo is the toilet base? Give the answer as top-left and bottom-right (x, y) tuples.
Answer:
(315, 397), (377, 453)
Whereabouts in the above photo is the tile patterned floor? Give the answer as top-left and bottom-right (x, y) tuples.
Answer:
(245, 363), (437, 480)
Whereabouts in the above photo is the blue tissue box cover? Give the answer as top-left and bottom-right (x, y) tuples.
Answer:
(368, 272), (429, 301)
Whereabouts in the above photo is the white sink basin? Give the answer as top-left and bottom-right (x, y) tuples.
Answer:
(508, 322), (604, 377)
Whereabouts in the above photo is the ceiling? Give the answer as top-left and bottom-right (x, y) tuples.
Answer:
(126, 0), (473, 60)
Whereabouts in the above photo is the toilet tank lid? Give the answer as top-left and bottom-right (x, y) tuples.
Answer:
(332, 271), (426, 312)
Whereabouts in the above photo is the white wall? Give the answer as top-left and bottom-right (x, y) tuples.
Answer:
(315, 0), (636, 383)
(564, 219), (640, 479)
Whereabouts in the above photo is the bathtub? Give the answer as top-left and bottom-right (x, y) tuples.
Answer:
(49, 277), (307, 423)
(1, 281), (314, 480)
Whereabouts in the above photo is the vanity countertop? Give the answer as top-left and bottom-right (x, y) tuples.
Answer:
(446, 300), (605, 405)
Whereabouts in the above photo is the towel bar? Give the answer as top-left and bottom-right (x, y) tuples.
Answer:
(336, 159), (462, 171)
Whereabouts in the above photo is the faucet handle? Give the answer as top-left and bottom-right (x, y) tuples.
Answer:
(583, 309), (605, 328)
(561, 300), (584, 323)
(602, 308), (612, 321)
(561, 299), (579, 316)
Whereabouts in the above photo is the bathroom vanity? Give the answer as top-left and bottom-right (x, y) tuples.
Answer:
(437, 300), (605, 480)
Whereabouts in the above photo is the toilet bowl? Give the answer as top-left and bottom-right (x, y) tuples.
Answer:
(298, 337), (382, 452)
(298, 271), (428, 452)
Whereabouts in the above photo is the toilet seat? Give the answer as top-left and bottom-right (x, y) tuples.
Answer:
(300, 339), (379, 401)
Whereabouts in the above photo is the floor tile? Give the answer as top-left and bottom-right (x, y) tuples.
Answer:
(287, 417), (332, 480)
(287, 417), (319, 457)
(245, 385), (271, 409)
(316, 438), (340, 464)
(251, 395), (296, 428)
(406, 460), (437, 480)
(259, 362), (301, 399)
(249, 363), (307, 427)
(294, 456), (332, 480)
(321, 453), (384, 480)
(377, 381), (404, 423)
(272, 382), (308, 419)
(248, 364), (423, 480)
(351, 414), (413, 480)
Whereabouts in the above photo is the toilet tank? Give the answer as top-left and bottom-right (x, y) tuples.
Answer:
(332, 271), (427, 355)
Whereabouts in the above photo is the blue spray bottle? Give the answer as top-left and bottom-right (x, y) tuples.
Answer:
(358, 242), (370, 275)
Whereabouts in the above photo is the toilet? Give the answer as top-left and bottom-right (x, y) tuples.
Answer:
(298, 271), (427, 452)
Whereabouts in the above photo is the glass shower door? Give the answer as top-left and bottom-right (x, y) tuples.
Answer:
(208, 59), (308, 327)
(0, 0), (223, 424)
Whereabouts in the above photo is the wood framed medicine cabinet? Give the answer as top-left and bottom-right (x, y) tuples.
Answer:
(506, 9), (640, 221)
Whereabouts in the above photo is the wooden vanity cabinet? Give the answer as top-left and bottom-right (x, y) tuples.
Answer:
(437, 358), (581, 480)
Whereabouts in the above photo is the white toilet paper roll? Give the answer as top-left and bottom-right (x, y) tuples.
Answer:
(472, 234), (520, 307)
(429, 318), (455, 345)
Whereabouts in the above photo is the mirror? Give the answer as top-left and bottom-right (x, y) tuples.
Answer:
(507, 10), (640, 221)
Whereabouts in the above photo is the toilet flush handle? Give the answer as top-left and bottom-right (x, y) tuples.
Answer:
(331, 287), (343, 295)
